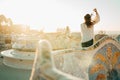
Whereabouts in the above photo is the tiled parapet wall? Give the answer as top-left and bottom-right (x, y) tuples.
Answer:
(53, 49), (89, 79)
(53, 49), (73, 70)
(53, 37), (120, 80)
(11, 35), (41, 52)
(88, 36), (119, 50)
(116, 35), (120, 42)
(29, 40), (81, 80)
(88, 39), (120, 80)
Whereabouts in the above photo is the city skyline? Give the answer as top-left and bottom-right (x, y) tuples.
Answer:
(0, 0), (120, 32)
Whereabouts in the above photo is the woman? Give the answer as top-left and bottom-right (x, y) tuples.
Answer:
(81, 8), (100, 49)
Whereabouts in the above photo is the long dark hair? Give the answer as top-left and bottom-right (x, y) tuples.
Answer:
(84, 14), (93, 28)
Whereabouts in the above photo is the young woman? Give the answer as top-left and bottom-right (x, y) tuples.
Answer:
(81, 8), (100, 49)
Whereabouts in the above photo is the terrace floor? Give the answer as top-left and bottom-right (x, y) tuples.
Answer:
(0, 58), (31, 80)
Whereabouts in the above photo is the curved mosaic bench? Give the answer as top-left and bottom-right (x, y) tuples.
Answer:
(53, 36), (120, 80)
(30, 40), (81, 80)
(88, 37), (120, 80)
(29, 36), (120, 80)
(88, 36), (119, 50)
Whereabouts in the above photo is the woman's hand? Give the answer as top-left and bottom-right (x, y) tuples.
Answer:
(93, 8), (97, 12)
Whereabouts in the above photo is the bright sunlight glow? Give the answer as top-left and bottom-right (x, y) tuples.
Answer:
(0, 0), (120, 32)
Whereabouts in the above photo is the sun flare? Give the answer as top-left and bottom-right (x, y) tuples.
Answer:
(0, 0), (120, 32)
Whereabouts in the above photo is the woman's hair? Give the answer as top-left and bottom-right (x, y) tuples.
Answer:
(84, 14), (93, 28)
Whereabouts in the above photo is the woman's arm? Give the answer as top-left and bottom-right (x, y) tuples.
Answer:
(93, 8), (100, 25)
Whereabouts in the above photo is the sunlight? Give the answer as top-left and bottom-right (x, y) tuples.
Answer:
(0, 0), (93, 32)
(0, 0), (120, 32)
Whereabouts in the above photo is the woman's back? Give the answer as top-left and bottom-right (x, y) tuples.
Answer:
(81, 23), (94, 43)
(80, 8), (100, 48)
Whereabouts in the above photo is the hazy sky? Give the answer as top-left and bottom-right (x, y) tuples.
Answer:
(0, 0), (120, 32)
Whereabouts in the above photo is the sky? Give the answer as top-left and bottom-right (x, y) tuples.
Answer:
(0, 0), (120, 32)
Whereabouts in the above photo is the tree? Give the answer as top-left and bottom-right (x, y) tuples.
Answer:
(0, 14), (7, 26)
(7, 18), (13, 26)
(0, 15), (13, 27)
